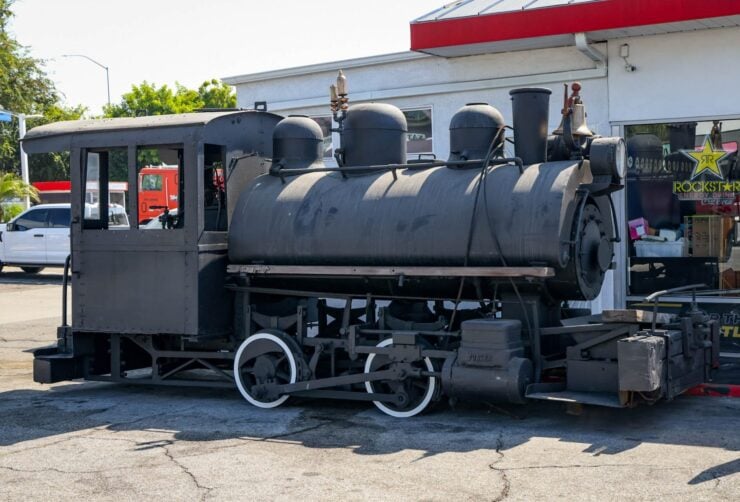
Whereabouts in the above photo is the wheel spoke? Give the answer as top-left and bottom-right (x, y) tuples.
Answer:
(412, 379), (430, 390)
(364, 339), (437, 418)
(234, 332), (300, 409)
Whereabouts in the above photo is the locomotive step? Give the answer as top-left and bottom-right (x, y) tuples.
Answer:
(525, 382), (624, 408)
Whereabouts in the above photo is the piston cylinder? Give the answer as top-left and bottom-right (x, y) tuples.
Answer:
(441, 319), (533, 404)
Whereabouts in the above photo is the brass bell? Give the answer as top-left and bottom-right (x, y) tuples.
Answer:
(571, 102), (593, 137)
(552, 82), (593, 137)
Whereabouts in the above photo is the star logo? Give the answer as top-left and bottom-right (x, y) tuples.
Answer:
(682, 137), (729, 180)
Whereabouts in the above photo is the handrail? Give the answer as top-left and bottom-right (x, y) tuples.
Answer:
(645, 283), (706, 333)
(62, 254), (71, 327)
(272, 156), (525, 182)
(644, 283), (706, 303)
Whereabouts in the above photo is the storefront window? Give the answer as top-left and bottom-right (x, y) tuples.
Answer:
(311, 116), (333, 158)
(625, 119), (740, 297)
(403, 108), (433, 155)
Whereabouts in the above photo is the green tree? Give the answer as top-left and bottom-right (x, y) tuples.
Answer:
(0, 172), (39, 221)
(0, 0), (57, 174)
(28, 104), (87, 182)
(198, 79), (237, 109)
(104, 79), (236, 117)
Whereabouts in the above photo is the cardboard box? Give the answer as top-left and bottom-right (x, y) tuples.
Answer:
(720, 268), (740, 289)
(685, 215), (732, 260)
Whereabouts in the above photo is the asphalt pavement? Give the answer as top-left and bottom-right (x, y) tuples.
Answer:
(0, 268), (738, 501)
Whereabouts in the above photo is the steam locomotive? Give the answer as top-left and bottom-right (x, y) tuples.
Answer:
(28, 74), (719, 417)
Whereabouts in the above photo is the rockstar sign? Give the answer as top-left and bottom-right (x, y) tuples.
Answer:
(684, 137), (729, 179)
(672, 137), (734, 203)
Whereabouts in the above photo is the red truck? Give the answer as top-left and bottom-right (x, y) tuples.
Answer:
(138, 166), (179, 224)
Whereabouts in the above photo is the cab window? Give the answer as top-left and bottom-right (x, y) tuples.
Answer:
(204, 144), (226, 231)
(48, 208), (71, 228)
(137, 145), (184, 230)
(83, 148), (128, 230)
(141, 174), (163, 191)
(14, 209), (48, 231)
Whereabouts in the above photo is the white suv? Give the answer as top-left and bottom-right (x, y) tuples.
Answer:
(0, 204), (72, 273)
(1, 203), (130, 274)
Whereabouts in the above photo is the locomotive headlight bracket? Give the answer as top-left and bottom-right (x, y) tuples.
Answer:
(589, 137), (626, 182)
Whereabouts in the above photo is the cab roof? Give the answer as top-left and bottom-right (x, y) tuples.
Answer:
(21, 111), (268, 154)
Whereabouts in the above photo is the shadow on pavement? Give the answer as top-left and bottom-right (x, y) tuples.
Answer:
(0, 380), (737, 485)
(0, 269), (66, 286)
(689, 458), (740, 485)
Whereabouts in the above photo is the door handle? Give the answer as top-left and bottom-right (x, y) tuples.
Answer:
(33, 234), (44, 237)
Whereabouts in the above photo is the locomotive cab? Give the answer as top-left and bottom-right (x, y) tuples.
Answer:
(25, 110), (282, 384)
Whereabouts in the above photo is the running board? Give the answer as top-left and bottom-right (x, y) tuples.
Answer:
(227, 264), (555, 279)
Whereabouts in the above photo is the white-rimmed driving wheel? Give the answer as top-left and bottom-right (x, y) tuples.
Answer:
(364, 338), (437, 418)
(233, 331), (300, 409)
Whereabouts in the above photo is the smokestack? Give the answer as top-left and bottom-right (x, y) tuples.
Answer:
(509, 88), (552, 165)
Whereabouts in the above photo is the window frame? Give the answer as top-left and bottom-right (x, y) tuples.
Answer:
(135, 143), (185, 231)
(624, 115), (740, 303)
(82, 149), (110, 230)
(203, 143), (227, 232)
(401, 105), (434, 157)
(310, 116), (334, 160)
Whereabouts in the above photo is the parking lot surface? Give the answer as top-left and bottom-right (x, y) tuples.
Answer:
(1, 268), (738, 501)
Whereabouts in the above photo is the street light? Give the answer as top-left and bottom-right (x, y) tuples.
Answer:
(62, 54), (110, 107)
(0, 108), (43, 208)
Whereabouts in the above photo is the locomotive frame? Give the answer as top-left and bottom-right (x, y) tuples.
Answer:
(25, 79), (720, 417)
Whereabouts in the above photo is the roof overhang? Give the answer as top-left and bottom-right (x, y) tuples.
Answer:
(223, 52), (429, 86)
(411, 0), (740, 57)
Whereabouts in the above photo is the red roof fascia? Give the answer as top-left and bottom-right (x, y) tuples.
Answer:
(33, 181), (71, 192)
(411, 0), (740, 51)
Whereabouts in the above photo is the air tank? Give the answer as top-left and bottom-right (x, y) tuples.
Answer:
(271, 115), (324, 170)
(448, 103), (505, 166)
(342, 103), (407, 166)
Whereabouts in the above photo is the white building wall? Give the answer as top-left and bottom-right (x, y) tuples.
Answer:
(602, 26), (740, 309)
(232, 44), (610, 162)
(607, 26), (740, 124)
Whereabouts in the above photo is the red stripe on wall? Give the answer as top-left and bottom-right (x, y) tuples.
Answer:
(33, 181), (71, 192)
(410, 0), (740, 51)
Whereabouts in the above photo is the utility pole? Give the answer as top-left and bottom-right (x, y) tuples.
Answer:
(62, 54), (111, 107)
(0, 109), (43, 209)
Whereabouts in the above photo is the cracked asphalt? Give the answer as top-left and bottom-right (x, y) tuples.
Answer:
(1, 269), (739, 501)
